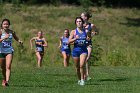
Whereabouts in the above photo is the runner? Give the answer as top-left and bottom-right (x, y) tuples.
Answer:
(81, 12), (98, 80)
(0, 18), (23, 86)
(59, 29), (71, 67)
(30, 31), (48, 67)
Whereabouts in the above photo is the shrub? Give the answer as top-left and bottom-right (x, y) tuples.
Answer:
(108, 49), (127, 66)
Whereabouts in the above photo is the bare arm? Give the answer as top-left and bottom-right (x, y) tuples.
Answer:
(0, 29), (9, 42)
(91, 24), (98, 35)
(0, 34), (10, 42)
(69, 30), (79, 44)
(12, 31), (23, 43)
(59, 37), (62, 48)
(30, 37), (36, 49)
(42, 38), (48, 47)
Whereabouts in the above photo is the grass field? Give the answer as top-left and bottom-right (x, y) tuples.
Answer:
(0, 4), (140, 93)
(0, 66), (140, 93)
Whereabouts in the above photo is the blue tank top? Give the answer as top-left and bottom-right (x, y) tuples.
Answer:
(74, 28), (87, 48)
(61, 36), (70, 50)
(0, 30), (14, 53)
(35, 39), (44, 52)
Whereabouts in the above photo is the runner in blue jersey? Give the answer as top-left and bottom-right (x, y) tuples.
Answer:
(69, 17), (88, 86)
(0, 18), (23, 87)
(30, 31), (48, 68)
(81, 12), (98, 81)
(59, 29), (71, 67)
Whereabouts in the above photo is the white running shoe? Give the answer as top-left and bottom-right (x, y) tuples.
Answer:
(79, 80), (85, 86)
(78, 80), (81, 85)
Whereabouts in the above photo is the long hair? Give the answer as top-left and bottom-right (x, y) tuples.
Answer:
(81, 12), (92, 20)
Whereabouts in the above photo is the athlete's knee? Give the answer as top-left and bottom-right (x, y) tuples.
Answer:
(38, 57), (42, 61)
(6, 65), (11, 70)
(80, 64), (86, 68)
(63, 54), (67, 59)
(80, 65), (84, 68)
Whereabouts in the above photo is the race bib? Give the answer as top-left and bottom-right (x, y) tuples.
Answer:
(36, 47), (43, 51)
(77, 40), (86, 46)
(2, 41), (12, 48)
(63, 42), (69, 49)
(63, 45), (69, 49)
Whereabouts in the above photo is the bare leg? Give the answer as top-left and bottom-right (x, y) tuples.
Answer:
(86, 47), (92, 78)
(73, 57), (80, 80)
(66, 55), (70, 67)
(62, 52), (68, 67)
(80, 54), (87, 80)
(5, 54), (13, 83)
(36, 52), (42, 67)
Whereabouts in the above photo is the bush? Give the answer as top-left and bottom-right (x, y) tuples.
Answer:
(108, 49), (127, 66)
(89, 40), (103, 66)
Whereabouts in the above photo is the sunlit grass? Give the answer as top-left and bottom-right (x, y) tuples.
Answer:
(0, 66), (140, 93)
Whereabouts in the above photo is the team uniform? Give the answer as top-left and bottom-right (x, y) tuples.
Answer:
(72, 28), (88, 57)
(0, 30), (14, 57)
(35, 39), (44, 56)
(60, 36), (71, 55)
(85, 23), (92, 47)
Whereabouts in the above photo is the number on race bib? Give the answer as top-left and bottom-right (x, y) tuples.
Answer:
(2, 41), (12, 48)
(77, 40), (85, 46)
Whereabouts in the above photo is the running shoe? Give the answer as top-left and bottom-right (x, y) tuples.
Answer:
(2, 80), (9, 87)
(79, 80), (85, 86)
(78, 80), (81, 85)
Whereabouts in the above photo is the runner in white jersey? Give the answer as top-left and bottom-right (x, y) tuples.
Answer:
(0, 19), (23, 87)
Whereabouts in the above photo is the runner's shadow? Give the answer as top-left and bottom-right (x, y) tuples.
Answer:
(47, 73), (75, 77)
(120, 17), (140, 27)
(97, 77), (129, 82)
(86, 77), (129, 85)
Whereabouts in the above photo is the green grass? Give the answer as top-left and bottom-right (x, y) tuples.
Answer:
(0, 66), (140, 93)
(0, 4), (140, 92)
